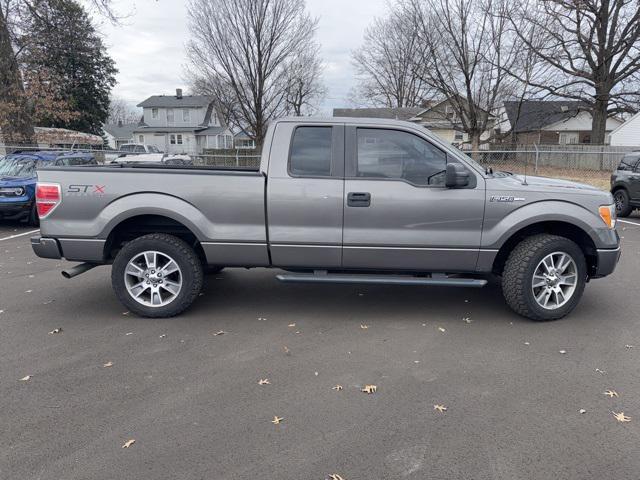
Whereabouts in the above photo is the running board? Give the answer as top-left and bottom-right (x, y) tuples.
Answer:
(276, 272), (487, 288)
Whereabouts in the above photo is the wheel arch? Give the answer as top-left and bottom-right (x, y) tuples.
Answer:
(492, 221), (598, 277)
(104, 214), (206, 265)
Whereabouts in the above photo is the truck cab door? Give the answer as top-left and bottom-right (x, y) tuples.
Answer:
(342, 126), (485, 272)
(267, 122), (345, 268)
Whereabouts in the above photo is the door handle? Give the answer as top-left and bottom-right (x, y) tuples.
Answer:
(347, 192), (371, 207)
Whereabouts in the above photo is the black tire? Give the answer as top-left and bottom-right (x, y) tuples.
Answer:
(28, 203), (39, 227)
(613, 189), (633, 217)
(111, 233), (203, 318)
(204, 266), (225, 275)
(502, 234), (587, 321)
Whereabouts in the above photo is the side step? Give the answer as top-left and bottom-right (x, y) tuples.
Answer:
(276, 272), (487, 288)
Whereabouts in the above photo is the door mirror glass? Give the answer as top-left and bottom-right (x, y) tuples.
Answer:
(445, 163), (469, 188)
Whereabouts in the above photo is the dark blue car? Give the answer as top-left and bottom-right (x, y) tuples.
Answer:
(0, 151), (97, 226)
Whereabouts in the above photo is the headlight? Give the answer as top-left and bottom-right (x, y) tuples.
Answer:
(599, 204), (616, 229)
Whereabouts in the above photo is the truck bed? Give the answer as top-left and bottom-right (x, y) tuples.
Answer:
(36, 165), (269, 266)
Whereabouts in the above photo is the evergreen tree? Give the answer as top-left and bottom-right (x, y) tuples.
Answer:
(22, 0), (117, 135)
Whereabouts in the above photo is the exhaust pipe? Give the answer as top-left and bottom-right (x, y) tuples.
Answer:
(62, 263), (98, 279)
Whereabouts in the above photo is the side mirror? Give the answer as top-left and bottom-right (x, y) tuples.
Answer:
(445, 163), (469, 188)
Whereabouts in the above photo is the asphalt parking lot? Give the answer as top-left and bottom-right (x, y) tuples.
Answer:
(1, 217), (640, 480)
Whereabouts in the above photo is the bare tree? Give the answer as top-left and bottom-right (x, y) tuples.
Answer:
(187, 71), (238, 128)
(352, 8), (431, 108)
(283, 42), (326, 116)
(186, 0), (320, 147)
(107, 96), (141, 125)
(505, 0), (640, 144)
(402, 0), (525, 150)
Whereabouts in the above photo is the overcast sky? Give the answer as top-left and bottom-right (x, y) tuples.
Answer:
(93, 0), (390, 114)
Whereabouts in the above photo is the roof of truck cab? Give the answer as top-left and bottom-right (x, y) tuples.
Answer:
(274, 116), (423, 128)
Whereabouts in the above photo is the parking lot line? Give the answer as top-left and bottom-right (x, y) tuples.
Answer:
(618, 219), (640, 227)
(0, 229), (39, 242)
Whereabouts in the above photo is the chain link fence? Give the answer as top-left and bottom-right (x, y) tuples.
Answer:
(2, 143), (637, 191)
(466, 145), (639, 190)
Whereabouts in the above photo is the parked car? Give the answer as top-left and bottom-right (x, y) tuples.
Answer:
(0, 151), (96, 226)
(31, 117), (620, 321)
(107, 144), (165, 164)
(611, 152), (640, 217)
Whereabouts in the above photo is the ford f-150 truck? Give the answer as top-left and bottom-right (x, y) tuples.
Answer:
(31, 117), (621, 321)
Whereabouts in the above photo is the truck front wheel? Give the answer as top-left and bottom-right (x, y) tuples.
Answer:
(111, 233), (203, 318)
(502, 234), (587, 321)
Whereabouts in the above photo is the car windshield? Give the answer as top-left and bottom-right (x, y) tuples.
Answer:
(0, 156), (44, 178)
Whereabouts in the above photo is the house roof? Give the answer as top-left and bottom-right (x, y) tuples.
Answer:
(503, 101), (588, 132)
(196, 126), (227, 135)
(103, 123), (138, 139)
(137, 95), (212, 108)
(333, 107), (424, 122)
(133, 126), (203, 134)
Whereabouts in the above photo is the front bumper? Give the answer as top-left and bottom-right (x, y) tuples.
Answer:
(594, 246), (622, 278)
(31, 236), (62, 259)
(0, 200), (31, 220)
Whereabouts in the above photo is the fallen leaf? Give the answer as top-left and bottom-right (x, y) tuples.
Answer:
(103, 361), (113, 368)
(524, 341), (530, 346)
(595, 368), (606, 375)
(604, 389), (618, 398)
(462, 317), (472, 324)
(360, 324), (369, 329)
(314, 371), (319, 376)
(625, 345), (634, 349)
(25, 290), (32, 293)
(612, 411), (631, 423)
(257, 317), (267, 321)
(288, 323), (296, 327)
(361, 385), (377, 394)
(559, 350), (567, 354)
(332, 385), (343, 391)
(48, 328), (63, 334)
(213, 330), (226, 336)
(328, 475), (345, 480)
(283, 346), (291, 355)
(19, 375), (31, 381)
(434, 404), (447, 413)
(258, 379), (270, 385)
(125, 332), (133, 336)
(122, 311), (130, 316)
(271, 416), (284, 425)
(159, 334), (166, 339)
(438, 327), (446, 333)
(579, 408), (587, 414)
(122, 439), (135, 448)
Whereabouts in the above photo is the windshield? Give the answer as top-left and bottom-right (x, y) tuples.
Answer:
(147, 145), (160, 153)
(0, 156), (43, 178)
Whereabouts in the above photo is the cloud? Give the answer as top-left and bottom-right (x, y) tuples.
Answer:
(93, 0), (389, 112)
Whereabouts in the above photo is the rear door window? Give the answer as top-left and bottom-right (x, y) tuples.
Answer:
(289, 127), (332, 177)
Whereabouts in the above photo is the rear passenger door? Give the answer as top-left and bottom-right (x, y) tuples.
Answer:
(267, 122), (345, 268)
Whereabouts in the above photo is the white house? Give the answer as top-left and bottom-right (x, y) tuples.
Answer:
(609, 111), (640, 146)
(134, 89), (234, 154)
(103, 121), (137, 149)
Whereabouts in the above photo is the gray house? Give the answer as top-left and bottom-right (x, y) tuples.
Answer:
(103, 121), (137, 149)
(134, 89), (234, 154)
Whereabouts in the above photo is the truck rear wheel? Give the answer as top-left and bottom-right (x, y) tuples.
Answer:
(502, 234), (587, 321)
(111, 233), (203, 318)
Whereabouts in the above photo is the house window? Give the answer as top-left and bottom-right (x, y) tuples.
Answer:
(138, 135), (144, 143)
(212, 112), (218, 126)
(167, 109), (175, 124)
(182, 109), (190, 122)
(207, 135), (217, 148)
(170, 134), (183, 145)
(454, 131), (464, 142)
(152, 108), (158, 119)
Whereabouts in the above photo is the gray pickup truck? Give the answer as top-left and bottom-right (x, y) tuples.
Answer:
(31, 117), (621, 321)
